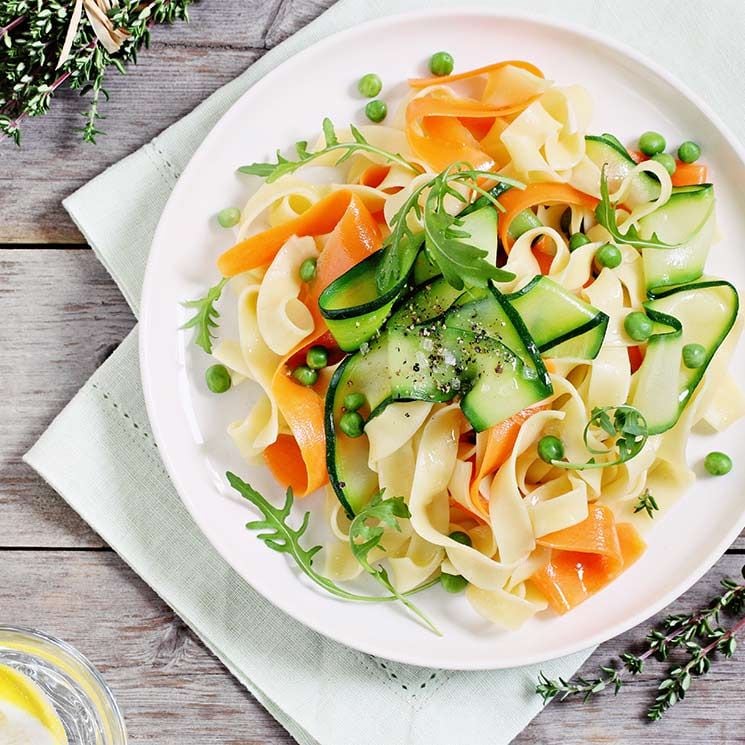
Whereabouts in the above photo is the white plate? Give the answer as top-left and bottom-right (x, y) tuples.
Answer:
(140, 9), (745, 670)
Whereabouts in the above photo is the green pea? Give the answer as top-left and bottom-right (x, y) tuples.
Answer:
(365, 99), (387, 123)
(652, 152), (677, 176)
(569, 233), (590, 251)
(508, 209), (542, 239)
(682, 343), (706, 369)
(205, 364), (231, 394)
(537, 435), (564, 464)
(595, 243), (622, 269)
(440, 572), (468, 593)
(343, 392), (366, 412)
(429, 51), (454, 76)
(624, 311), (654, 342)
(704, 451), (732, 476)
(678, 141), (701, 164)
(299, 258), (317, 282)
(448, 530), (472, 547)
(292, 365), (318, 387)
(217, 207), (241, 229)
(357, 73), (382, 98)
(306, 345), (328, 370)
(638, 130), (666, 157)
(339, 410), (365, 438)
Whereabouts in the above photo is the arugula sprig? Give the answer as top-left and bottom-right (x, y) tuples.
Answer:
(349, 491), (441, 635)
(594, 166), (676, 250)
(228, 473), (440, 633)
(238, 118), (420, 183)
(553, 405), (649, 471)
(181, 277), (228, 354)
(377, 164), (522, 293)
(633, 488), (660, 519)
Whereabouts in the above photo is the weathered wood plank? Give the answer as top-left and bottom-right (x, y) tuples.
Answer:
(0, 0), (337, 244)
(0, 550), (296, 744)
(0, 249), (135, 547)
(0, 550), (742, 743)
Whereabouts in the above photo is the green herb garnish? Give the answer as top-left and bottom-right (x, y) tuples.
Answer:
(1, 1), (193, 145)
(594, 166), (676, 250)
(553, 405), (649, 471)
(536, 571), (745, 720)
(377, 163), (521, 293)
(349, 491), (440, 635)
(181, 277), (227, 354)
(238, 118), (419, 183)
(228, 473), (440, 633)
(633, 488), (659, 519)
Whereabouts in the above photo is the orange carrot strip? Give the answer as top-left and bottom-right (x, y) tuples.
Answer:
(532, 521), (645, 614)
(498, 183), (598, 251)
(268, 373), (327, 495)
(406, 92), (537, 172)
(217, 190), (353, 276)
(263, 434), (310, 495)
(408, 59), (544, 88)
(309, 193), (382, 314)
(671, 162), (708, 187)
(458, 116), (496, 141)
(467, 404), (548, 515)
(358, 163), (391, 189)
(537, 504), (622, 562)
(532, 237), (554, 274)
(266, 194), (383, 496)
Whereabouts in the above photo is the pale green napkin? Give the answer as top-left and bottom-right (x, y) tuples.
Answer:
(25, 1), (745, 743)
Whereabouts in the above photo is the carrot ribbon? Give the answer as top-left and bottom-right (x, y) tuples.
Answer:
(405, 60), (546, 172)
(497, 182), (599, 252)
(532, 506), (646, 613)
(261, 194), (382, 495)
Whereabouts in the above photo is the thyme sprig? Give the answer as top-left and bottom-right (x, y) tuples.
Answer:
(536, 571), (745, 720)
(0, 0), (193, 145)
(633, 489), (660, 519)
(238, 118), (420, 183)
(228, 474), (440, 633)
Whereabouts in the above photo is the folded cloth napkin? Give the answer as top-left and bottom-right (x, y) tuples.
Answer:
(25, 1), (745, 743)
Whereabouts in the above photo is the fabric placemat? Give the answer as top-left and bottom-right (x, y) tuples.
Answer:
(25, 1), (745, 743)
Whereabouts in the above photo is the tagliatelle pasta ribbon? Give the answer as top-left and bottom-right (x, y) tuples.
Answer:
(262, 194), (383, 496)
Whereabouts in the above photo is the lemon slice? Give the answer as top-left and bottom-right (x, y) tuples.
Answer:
(0, 664), (68, 745)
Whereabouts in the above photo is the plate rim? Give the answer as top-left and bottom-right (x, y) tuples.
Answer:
(139, 6), (745, 670)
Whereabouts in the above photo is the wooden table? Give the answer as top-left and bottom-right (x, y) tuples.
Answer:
(2, 2), (743, 742)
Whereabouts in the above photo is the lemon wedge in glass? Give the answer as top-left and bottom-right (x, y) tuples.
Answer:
(0, 663), (68, 745)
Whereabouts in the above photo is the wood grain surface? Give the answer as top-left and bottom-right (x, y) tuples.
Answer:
(1, 1), (744, 743)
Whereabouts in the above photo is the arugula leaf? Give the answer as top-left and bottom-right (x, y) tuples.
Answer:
(229, 473), (440, 632)
(181, 277), (228, 354)
(594, 166), (677, 250)
(553, 405), (649, 471)
(238, 118), (418, 184)
(376, 165), (520, 293)
(349, 491), (441, 635)
(633, 489), (660, 519)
